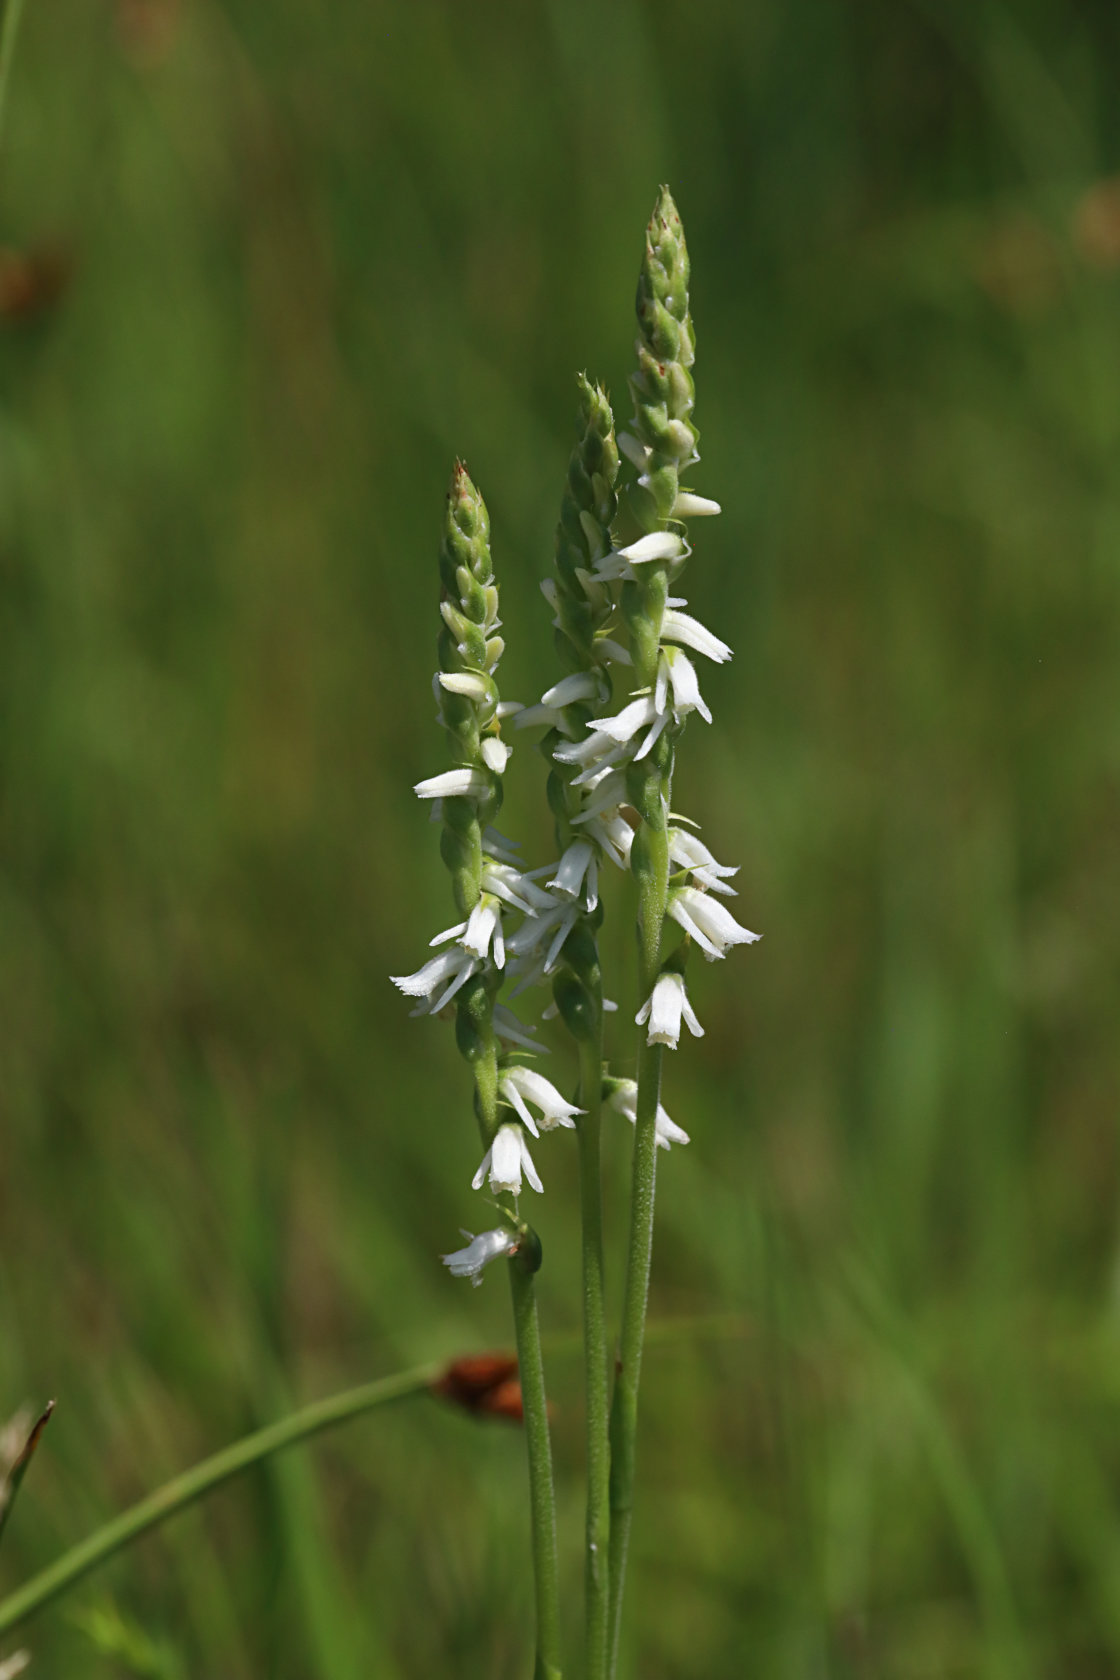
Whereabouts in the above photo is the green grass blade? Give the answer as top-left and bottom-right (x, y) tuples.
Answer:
(0, 1366), (439, 1638)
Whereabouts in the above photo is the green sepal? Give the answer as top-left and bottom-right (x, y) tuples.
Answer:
(551, 375), (620, 670)
(552, 973), (597, 1042)
(455, 974), (494, 1063)
(514, 1222), (543, 1275)
(626, 761), (666, 833)
(439, 462), (493, 596)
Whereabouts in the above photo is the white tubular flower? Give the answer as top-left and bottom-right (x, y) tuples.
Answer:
(661, 647), (711, 724)
(461, 897), (505, 966)
(441, 1227), (518, 1286)
(661, 608), (732, 664)
(583, 810), (635, 870)
(501, 1065), (584, 1132)
(607, 1079), (690, 1151)
(414, 767), (490, 801)
(671, 491), (722, 518)
(390, 945), (478, 1014)
(668, 885), (761, 961)
(480, 737), (511, 773)
(635, 971), (704, 1049)
(438, 671), (492, 701)
(619, 431), (652, 472)
(616, 531), (686, 565)
(550, 839), (597, 907)
(668, 826), (739, 895)
(473, 1123), (543, 1195)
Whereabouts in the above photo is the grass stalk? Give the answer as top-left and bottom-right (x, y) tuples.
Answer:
(0, 0), (27, 169)
(0, 1363), (439, 1638)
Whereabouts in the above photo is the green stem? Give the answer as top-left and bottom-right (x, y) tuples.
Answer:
(0, 1363), (439, 1638)
(578, 1028), (610, 1680)
(509, 1264), (563, 1680)
(475, 1040), (562, 1680)
(0, 0), (27, 172)
(606, 822), (670, 1677)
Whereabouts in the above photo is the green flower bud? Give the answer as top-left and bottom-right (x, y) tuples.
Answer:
(628, 187), (700, 522)
(552, 375), (620, 672)
(514, 1222), (544, 1275)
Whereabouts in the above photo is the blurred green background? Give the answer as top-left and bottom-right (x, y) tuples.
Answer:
(2, 0), (1119, 1674)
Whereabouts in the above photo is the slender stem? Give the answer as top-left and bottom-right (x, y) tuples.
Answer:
(508, 1265), (563, 1680)
(577, 1028), (610, 1680)
(475, 1040), (563, 1680)
(0, 0), (27, 173)
(0, 1363), (439, 1637)
(607, 822), (670, 1677)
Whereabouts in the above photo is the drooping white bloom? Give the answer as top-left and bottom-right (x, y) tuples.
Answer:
(635, 971), (704, 1049)
(441, 1226), (518, 1286)
(660, 647), (711, 724)
(661, 608), (732, 664)
(390, 945), (478, 1014)
(583, 810), (635, 870)
(668, 886), (761, 961)
(668, 827), (739, 896)
(472, 1123), (543, 1195)
(606, 1079), (690, 1151)
(500, 1066), (583, 1132)
(461, 897), (505, 966)
(549, 839), (597, 908)
(413, 768), (490, 801)
(671, 491), (722, 518)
